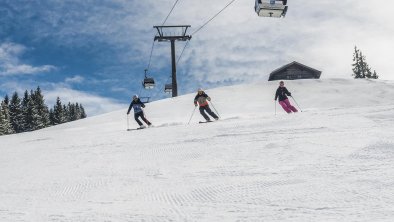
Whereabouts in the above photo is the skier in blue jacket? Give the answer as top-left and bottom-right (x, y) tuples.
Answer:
(127, 95), (152, 128)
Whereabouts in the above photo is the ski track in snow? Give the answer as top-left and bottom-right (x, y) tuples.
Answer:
(1, 79), (394, 221)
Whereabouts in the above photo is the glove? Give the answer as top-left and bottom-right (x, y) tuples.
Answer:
(194, 104), (198, 107)
(127, 112), (129, 115)
(207, 97), (211, 101)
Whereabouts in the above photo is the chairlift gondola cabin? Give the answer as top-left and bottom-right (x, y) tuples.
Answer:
(142, 69), (155, 89)
(164, 84), (172, 94)
(255, 0), (288, 18)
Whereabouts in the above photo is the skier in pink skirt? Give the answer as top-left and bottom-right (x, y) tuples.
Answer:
(275, 81), (298, 113)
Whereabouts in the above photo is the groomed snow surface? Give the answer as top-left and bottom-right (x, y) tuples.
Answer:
(1, 79), (394, 221)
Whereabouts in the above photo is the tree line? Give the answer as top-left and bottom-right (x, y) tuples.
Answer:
(0, 87), (86, 136)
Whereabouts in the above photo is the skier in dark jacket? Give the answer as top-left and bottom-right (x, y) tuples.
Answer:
(194, 88), (219, 122)
(275, 81), (298, 113)
(127, 95), (152, 128)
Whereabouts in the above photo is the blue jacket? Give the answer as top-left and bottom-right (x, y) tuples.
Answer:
(127, 99), (145, 114)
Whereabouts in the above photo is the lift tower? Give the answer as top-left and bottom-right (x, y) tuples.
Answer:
(153, 25), (192, 97)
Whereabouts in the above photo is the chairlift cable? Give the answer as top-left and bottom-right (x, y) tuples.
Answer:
(175, 0), (237, 65)
(138, 85), (143, 97)
(176, 40), (190, 64)
(145, 0), (181, 71)
(176, 0), (237, 66)
(162, 0), (181, 26)
(191, 0), (239, 35)
(145, 40), (155, 71)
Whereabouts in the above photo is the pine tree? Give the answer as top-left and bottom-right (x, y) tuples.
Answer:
(71, 103), (78, 121)
(0, 101), (15, 135)
(49, 108), (55, 126)
(21, 90), (30, 132)
(74, 103), (79, 120)
(67, 102), (75, 121)
(360, 52), (372, 78)
(79, 104), (87, 119)
(352, 47), (362, 78)
(62, 104), (68, 123)
(372, 70), (379, 79)
(25, 90), (40, 131)
(352, 46), (378, 79)
(53, 97), (65, 125)
(0, 103), (6, 136)
(4, 94), (10, 105)
(9, 92), (24, 133)
(33, 86), (50, 129)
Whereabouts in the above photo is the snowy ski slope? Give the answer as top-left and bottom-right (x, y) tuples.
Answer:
(1, 79), (394, 221)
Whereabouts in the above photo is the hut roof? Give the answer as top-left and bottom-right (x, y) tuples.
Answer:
(269, 61), (322, 80)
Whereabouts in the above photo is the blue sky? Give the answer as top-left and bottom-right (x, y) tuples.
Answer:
(1, 0), (393, 115)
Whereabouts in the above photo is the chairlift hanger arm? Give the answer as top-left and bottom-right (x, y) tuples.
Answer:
(153, 25), (192, 42)
(154, 36), (192, 42)
(144, 69), (148, 78)
(153, 25), (191, 36)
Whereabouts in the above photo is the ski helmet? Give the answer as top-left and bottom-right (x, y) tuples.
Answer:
(197, 88), (203, 92)
(133, 94), (138, 99)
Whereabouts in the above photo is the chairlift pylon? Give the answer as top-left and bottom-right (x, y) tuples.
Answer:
(255, 0), (288, 18)
(142, 69), (155, 89)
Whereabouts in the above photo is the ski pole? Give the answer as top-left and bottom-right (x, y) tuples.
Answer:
(209, 101), (221, 118)
(275, 100), (277, 116)
(187, 106), (197, 125)
(290, 96), (303, 112)
(126, 114), (130, 131)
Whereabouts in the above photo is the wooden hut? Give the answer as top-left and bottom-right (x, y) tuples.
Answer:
(268, 61), (322, 81)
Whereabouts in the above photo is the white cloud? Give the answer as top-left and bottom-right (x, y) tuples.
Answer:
(131, 0), (394, 81)
(3, 0), (393, 89)
(167, 0), (394, 81)
(0, 80), (125, 116)
(3, 64), (56, 75)
(65, 75), (85, 84)
(0, 81), (31, 96)
(44, 87), (125, 116)
(0, 42), (57, 76)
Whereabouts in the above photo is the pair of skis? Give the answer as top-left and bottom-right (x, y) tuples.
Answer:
(127, 128), (145, 131)
(127, 121), (215, 131)
(128, 121), (214, 130)
(127, 125), (153, 131)
(198, 120), (215, 124)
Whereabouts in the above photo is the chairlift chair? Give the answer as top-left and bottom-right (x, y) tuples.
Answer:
(143, 77), (155, 89)
(255, 0), (288, 18)
(139, 96), (151, 103)
(142, 69), (155, 89)
(164, 84), (172, 93)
